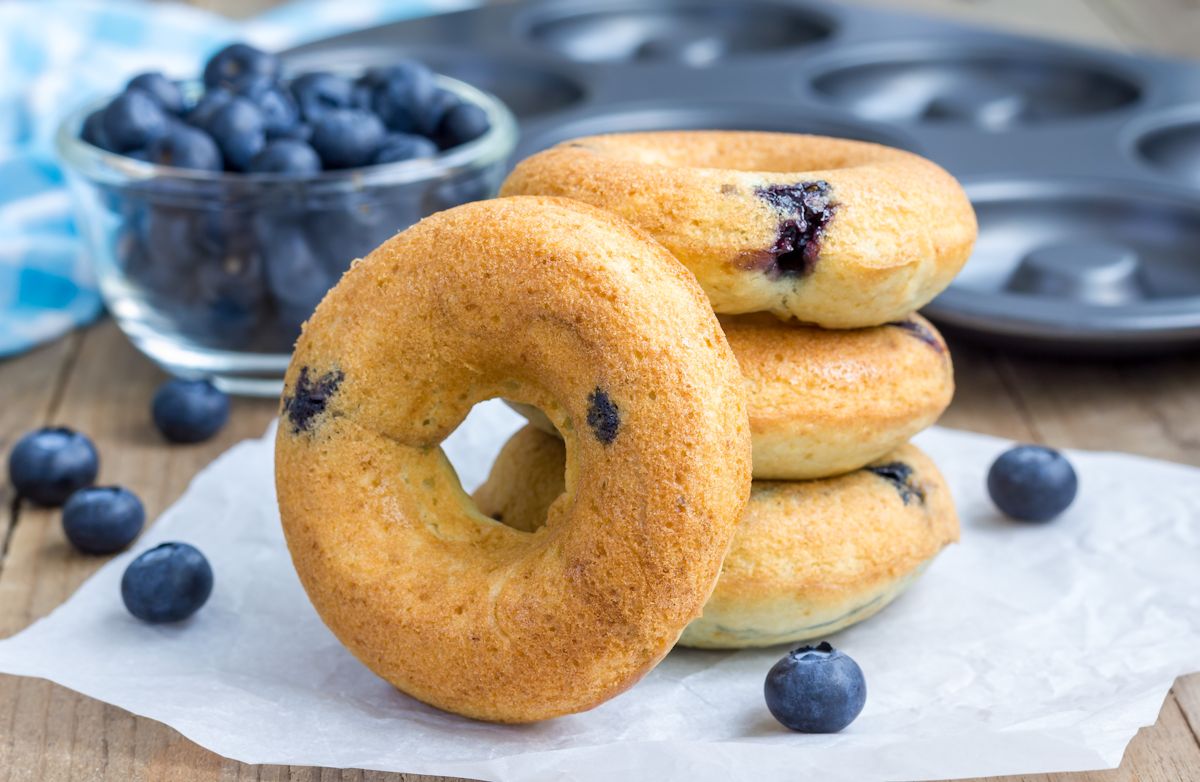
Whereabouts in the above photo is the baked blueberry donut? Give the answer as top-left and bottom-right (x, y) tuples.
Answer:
(475, 427), (958, 649)
(275, 197), (751, 722)
(501, 131), (976, 328)
(511, 313), (954, 480)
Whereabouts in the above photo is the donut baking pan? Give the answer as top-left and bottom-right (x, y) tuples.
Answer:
(286, 0), (1200, 354)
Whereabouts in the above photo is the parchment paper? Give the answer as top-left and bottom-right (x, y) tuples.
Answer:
(1, 400), (1197, 781)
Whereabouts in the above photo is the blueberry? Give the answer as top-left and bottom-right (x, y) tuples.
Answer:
(205, 97), (265, 171)
(203, 42), (279, 90)
(764, 642), (867, 733)
(185, 87), (233, 130)
(121, 542), (213, 623)
(436, 102), (489, 148)
(290, 72), (355, 122)
(232, 74), (299, 136)
(126, 72), (185, 115)
(368, 61), (436, 133)
(310, 109), (385, 169)
(416, 87), (462, 137)
(372, 133), (437, 165)
(8, 427), (99, 506)
(268, 121), (312, 142)
(146, 123), (223, 171)
(102, 88), (170, 153)
(987, 445), (1078, 522)
(151, 379), (230, 443)
(260, 219), (333, 316)
(81, 109), (113, 151)
(62, 486), (145, 555)
(248, 139), (321, 175)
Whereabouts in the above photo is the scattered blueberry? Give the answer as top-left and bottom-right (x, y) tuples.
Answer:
(205, 97), (265, 171)
(232, 74), (299, 136)
(61, 486), (145, 555)
(435, 101), (489, 148)
(146, 123), (223, 171)
(248, 139), (322, 175)
(290, 71), (355, 122)
(987, 445), (1078, 522)
(764, 642), (867, 733)
(372, 133), (438, 165)
(7, 427), (100, 506)
(81, 109), (112, 151)
(121, 542), (213, 623)
(310, 109), (385, 169)
(126, 72), (185, 115)
(369, 61), (436, 133)
(185, 86), (233, 130)
(102, 88), (170, 152)
(202, 42), (280, 90)
(151, 379), (230, 443)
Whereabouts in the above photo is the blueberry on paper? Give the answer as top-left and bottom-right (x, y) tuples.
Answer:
(764, 642), (867, 733)
(248, 139), (322, 175)
(987, 444), (1078, 522)
(202, 42), (280, 90)
(146, 124), (223, 171)
(372, 133), (438, 165)
(7, 427), (99, 506)
(62, 486), (145, 554)
(102, 88), (170, 152)
(126, 72), (185, 115)
(121, 542), (213, 623)
(310, 109), (385, 169)
(205, 97), (266, 171)
(290, 71), (355, 122)
(151, 379), (230, 444)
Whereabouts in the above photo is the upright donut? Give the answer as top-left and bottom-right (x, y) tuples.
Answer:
(275, 197), (751, 722)
(502, 131), (977, 328)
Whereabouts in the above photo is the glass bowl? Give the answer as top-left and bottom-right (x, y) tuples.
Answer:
(56, 76), (518, 396)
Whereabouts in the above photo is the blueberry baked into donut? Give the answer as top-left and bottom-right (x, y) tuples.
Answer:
(275, 197), (751, 723)
(501, 131), (977, 329)
(475, 427), (959, 649)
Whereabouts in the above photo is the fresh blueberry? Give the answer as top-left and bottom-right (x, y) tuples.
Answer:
(81, 109), (113, 151)
(268, 121), (312, 142)
(304, 203), (394, 276)
(205, 97), (265, 171)
(290, 71), (355, 122)
(416, 87), (462, 137)
(126, 72), (185, 115)
(436, 102), (489, 148)
(310, 108), (385, 169)
(151, 379), (230, 443)
(121, 542), (213, 623)
(987, 444), (1078, 522)
(368, 61), (436, 134)
(7, 427), (99, 506)
(126, 148), (152, 162)
(247, 139), (322, 175)
(202, 42), (280, 90)
(102, 88), (170, 153)
(260, 219), (334, 318)
(372, 133), (437, 165)
(231, 74), (299, 136)
(185, 86), (233, 130)
(146, 123), (223, 171)
(62, 486), (145, 555)
(764, 642), (867, 733)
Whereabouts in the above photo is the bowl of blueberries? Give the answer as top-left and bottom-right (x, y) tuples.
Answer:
(56, 43), (518, 396)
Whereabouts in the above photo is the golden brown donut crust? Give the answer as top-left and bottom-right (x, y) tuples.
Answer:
(275, 197), (751, 722)
(501, 131), (977, 328)
(475, 428), (958, 649)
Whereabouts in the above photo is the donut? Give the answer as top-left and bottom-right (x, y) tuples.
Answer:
(510, 313), (954, 480)
(501, 131), (977, 328)
(475, 427), (959, 649)
(275, 196), (752, 722)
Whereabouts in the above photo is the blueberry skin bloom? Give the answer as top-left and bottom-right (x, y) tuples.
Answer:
(372, 133), (438, 165)
(8, 427), (99, 506)
(203, 42), (280, 90)
(248, 139), (322, 175)
(764, 642), (867, 733)
(62, 486), (145, 555)
(310, 109), (386, 169)
(121, 542), (213, 623)
(205, 96), (266, 171)
(437, 102), (490, 148)
(988, 444), (1078, 522)
(102, 88), (170, 152)
(290, 71), (355, 122)
(152, 379), (230, 444)
(147, 124), (223, 171)
(126, 72), (185, 115)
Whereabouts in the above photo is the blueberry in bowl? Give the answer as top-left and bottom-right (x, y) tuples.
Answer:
(56, 43), (517, 397)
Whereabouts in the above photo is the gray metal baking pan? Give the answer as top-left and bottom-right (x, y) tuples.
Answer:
(285, 0), (1200, 355)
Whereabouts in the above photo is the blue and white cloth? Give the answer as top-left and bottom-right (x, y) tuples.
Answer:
(0, 0), (467, 357)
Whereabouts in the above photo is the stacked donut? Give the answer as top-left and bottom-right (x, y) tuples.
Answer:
(495, 131), (977, 649)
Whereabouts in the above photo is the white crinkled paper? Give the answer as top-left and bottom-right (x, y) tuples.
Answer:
(0, 400), (1198, 781)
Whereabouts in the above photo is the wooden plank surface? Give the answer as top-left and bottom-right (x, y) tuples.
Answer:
(3, 1), (1200, 781)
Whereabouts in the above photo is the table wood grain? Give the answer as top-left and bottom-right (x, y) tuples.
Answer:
(4, 1), (1200, 780)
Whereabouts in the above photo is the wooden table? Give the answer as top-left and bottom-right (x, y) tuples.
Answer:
(4, 1), (1199, 780)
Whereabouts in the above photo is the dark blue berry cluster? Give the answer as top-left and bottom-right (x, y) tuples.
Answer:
(82, 43), (491, 173)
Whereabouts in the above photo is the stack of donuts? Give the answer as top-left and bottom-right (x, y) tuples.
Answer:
(494, 131), (977, 649)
